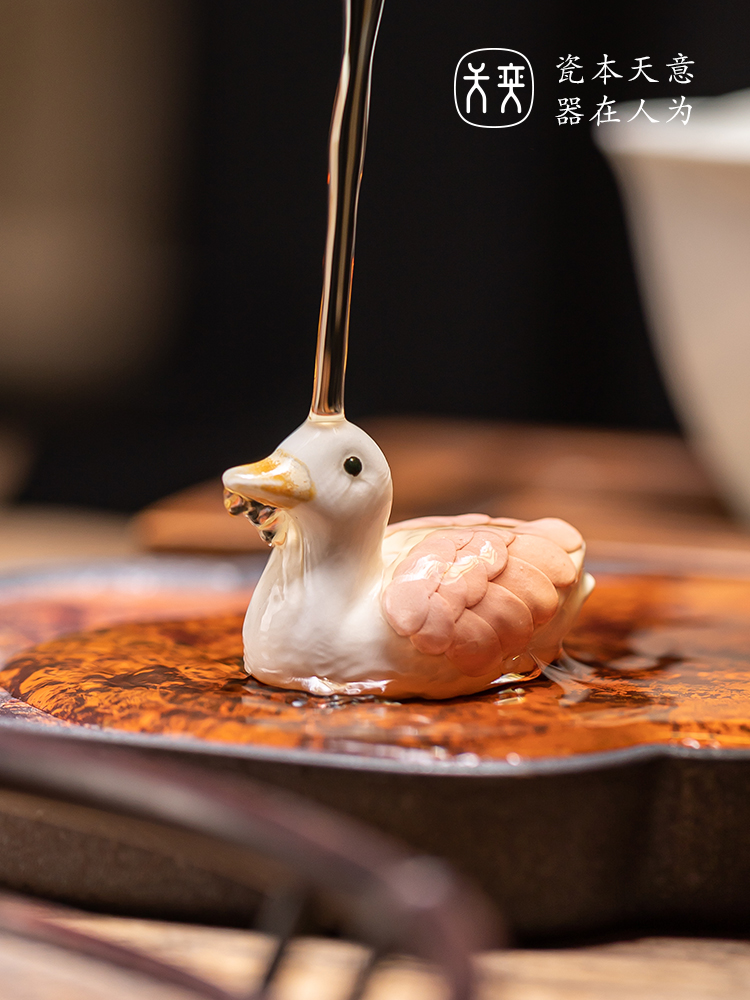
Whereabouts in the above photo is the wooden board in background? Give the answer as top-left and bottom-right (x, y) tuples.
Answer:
(132, 417), (750, 554)
(8, 912), (750, 1000)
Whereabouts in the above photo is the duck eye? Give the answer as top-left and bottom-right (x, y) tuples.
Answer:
(344, 456), (362, 477)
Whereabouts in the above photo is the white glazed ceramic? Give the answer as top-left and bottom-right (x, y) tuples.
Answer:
(595, 91), (750, 523)
(223, 415), (593, 699)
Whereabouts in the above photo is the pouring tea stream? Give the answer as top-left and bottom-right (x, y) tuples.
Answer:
(223, 0), (594, 698)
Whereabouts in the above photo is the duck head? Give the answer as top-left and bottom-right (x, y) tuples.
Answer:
(222, 416), (393, 551)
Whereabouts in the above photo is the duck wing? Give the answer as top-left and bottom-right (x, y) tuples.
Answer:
(382, 515), (584, 677)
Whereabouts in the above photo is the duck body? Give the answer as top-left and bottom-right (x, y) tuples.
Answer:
(223, 416), (594, 700)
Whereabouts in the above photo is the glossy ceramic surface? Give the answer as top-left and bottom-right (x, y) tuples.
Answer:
(223, 419), (594, 699)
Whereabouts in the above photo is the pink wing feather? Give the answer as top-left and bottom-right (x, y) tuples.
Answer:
(382, 516), (583, 677)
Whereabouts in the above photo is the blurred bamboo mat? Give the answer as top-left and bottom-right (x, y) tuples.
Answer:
(134, 417), (750, 555)
(5, 913), (750, 999)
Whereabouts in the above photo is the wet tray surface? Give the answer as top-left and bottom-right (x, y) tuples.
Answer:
(2, 553), (750, 938)
(2, 555), (750, 767)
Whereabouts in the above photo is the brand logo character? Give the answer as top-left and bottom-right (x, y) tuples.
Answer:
(455, 49), (534, 128)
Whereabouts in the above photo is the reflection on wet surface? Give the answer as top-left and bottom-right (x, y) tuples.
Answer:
(2, 573), (750, 761)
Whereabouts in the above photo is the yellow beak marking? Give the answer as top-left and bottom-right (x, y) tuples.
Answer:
(222, 450), (315, 507)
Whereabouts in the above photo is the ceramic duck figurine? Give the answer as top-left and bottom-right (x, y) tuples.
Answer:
(222, 0), (593, 698)
(223, 416), (594, 699)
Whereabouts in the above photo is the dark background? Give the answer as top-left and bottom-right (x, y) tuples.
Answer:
(16, 0), (750, 511)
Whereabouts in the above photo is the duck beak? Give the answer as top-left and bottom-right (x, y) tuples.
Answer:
(222, 449), (315, 509)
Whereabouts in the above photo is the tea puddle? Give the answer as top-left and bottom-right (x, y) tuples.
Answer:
(2, 573), (750, 761)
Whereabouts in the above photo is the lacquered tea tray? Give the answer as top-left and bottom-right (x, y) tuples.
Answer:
(2, 549), (750, 940)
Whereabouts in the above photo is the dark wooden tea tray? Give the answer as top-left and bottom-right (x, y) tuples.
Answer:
(1, 549), (750, 941)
